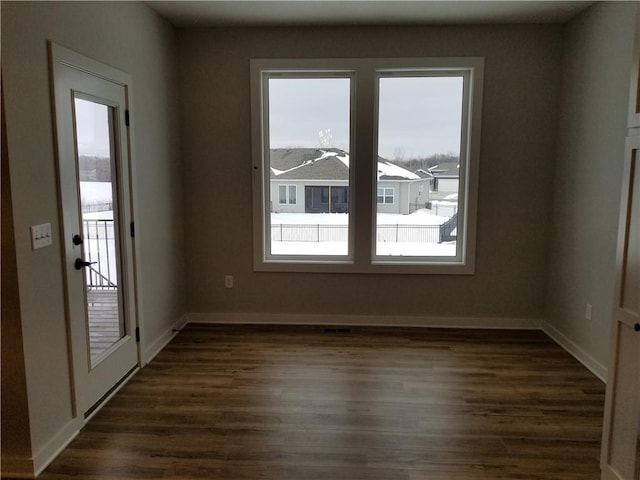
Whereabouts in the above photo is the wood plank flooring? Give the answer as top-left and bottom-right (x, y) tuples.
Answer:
(36, 325), (605, 479)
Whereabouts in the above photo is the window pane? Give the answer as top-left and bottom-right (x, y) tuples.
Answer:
(376, 75), (463, 258)
(278, 185), (287, 204)
(267, 77), (351, 257)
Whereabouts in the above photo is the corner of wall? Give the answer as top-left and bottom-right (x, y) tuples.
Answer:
(544, 0), (637, 377)
(1, 77), (34, 478)
(143, 314), (189, 365)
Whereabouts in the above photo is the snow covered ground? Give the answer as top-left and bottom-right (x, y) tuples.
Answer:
(80, 181), (112, 211)
(78, 187), (456, 272)
(271, 240), (456, 256)
(271, 209), (456, 257)
(272, 208), (449, 226)
(77, 182), (118, 286)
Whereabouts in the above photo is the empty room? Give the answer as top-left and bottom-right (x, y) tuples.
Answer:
(2, 1), (639, 479)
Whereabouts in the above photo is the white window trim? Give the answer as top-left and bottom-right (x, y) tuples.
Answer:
(377, 187), (395, 205)
(251, 57), (484, 275)
(278, 184), (297, 205)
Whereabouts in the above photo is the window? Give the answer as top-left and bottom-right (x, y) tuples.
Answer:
(278, 184), (297, 205)
(251, 58), (483, 274)
(377, 187), (394, 204)
(376, 74), (464, 258)
(259, 74), (353, 259)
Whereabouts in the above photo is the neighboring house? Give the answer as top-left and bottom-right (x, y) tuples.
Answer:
(417, 163), (460, 216)
(270, 148), (431, 215)
(417, 163), (459, 201)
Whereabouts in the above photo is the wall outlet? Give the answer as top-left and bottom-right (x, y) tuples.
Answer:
(585, 303), (592, 320)
(224, 275), (234, 288)
(31, 223), (52, 250)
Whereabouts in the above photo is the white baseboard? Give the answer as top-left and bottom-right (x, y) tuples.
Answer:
(142, 314), (188, 365)
(541, 320), (607, 382)
(30, 417), (82, 478)
(187, 312), (542, 330)
(9, 313), (186, 479)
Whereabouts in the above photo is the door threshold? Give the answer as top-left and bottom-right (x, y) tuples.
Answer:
(84, 365), (138, 421)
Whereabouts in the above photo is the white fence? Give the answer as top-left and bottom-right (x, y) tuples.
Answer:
(271, 223), (449, 243)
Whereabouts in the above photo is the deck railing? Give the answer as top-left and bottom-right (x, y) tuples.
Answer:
(82, 219), (117, 290)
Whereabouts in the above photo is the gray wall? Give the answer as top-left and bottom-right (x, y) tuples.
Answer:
(179, 25), (562, 319)
(3, 1), (637, 476)
(2, 89), (33, 466)
(546, 1), (638, 373)
(1, 1), (184, 471)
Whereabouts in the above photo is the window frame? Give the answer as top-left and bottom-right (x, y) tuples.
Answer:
(251, 57), (484, 274)
(373, 69), (470, 266)
(377, 187), (395, 205)
(278, 184), (297, 205)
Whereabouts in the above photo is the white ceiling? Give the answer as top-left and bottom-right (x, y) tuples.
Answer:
(146, 1), (595, 28)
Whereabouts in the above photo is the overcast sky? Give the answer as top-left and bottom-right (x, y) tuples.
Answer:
(75, 98), (111, 158)
(76, 79), (463, 161)
(268, 76), (463, 159)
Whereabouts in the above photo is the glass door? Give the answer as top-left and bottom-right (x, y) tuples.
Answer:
(50, 43), (138, 416)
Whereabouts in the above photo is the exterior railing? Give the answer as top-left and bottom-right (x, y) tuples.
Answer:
(376, 224), (441, 243)
(271, 224), (348, 242)
(271, 223), (455, 243)
(82, 219), (117, 290)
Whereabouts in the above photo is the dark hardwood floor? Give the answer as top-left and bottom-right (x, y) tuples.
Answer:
(37, 324), (605, 479)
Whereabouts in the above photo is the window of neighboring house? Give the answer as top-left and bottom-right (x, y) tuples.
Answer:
(251, 58), (483, 274)
(278, 184), (297, 204)
(377, 187), (394, 204)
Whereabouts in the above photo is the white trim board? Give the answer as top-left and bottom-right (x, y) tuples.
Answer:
(3, 312), (187, 479)
(187, 312), (542, 330)
(30, 417), (83, 478)
(541, 320), (608, 382)
(142, 314), (188, 366)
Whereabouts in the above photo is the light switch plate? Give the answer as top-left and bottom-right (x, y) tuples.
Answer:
(31, 223), (52, 250)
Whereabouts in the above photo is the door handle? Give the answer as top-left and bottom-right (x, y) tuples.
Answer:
(74, 258), (97, 270)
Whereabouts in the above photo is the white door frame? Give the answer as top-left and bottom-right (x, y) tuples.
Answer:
(49, 42), (142, 417)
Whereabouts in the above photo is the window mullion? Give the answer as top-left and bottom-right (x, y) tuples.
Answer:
(351, 66), (376, 268)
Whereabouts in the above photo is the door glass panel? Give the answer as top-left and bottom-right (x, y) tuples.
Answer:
(74, 97), (125, 367)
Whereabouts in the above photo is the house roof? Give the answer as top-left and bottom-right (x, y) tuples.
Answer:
(377, 160), (419, 180)
(427, 162), (460, 177)
(270, 148), (349, 180)
(270, 148), (421, 181)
